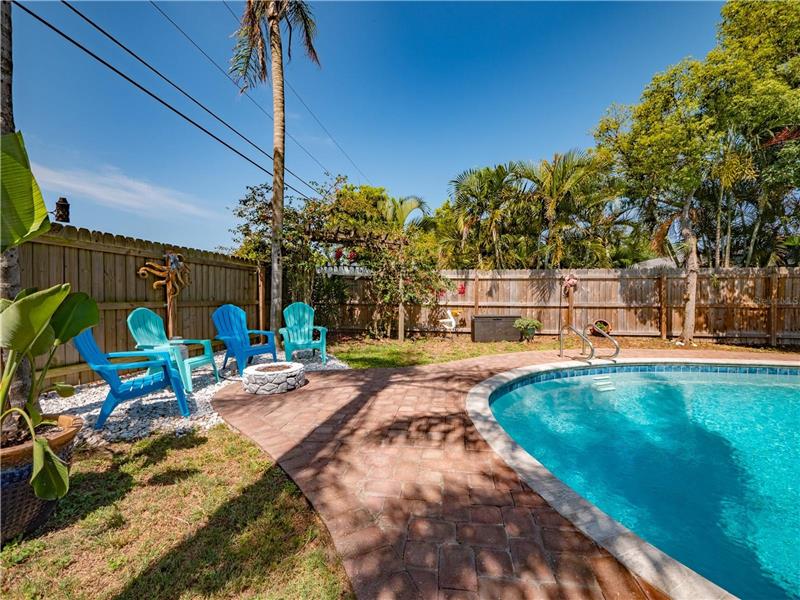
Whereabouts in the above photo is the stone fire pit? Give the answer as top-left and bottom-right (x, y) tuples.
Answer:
(242, 362), (306, 395)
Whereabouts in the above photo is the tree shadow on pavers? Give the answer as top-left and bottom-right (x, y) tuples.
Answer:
(111, 463), (351, 600)
(357, 407), (680, 598)
(212, 363), (636, 598)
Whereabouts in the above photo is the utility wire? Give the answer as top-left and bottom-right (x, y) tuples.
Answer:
(60, 0), (318, 196)
(284, 78), (373, 184)
(222, 0), (238, 21)
(12, 0), (314, 200)
(220, 0), (373, 184)
(149, 0), (331, 177)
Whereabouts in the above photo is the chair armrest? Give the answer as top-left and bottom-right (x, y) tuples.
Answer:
(248, 330), (275, 344)
(169, 338), (211, 347)
(313, 326), (327, 341)
(96, 359), (168, 372)
(107, 350), (171, 361)
(134, 342), (165, 350)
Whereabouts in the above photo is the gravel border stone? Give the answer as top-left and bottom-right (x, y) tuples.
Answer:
(40, 349), (349, 445)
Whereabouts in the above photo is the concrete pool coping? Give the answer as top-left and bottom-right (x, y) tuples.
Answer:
(466, 357), (800, 600)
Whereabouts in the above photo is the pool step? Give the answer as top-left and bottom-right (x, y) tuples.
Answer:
(593, 380), (616, 392)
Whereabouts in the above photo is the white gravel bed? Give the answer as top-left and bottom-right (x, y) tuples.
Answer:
(40, 349), (349, 446)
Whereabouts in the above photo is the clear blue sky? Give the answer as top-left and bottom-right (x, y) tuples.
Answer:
(14, 1), (723, 251)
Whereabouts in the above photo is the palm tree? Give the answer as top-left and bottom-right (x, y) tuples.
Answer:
(711, 131), (756, 268)
(512, 150), (602, 268)
(379, 195), (428, 230)
(231, 0), (319, 330)
(1, 0), (17, 301)
(450, 164), (518, 269)
(1, 1), (31, 411)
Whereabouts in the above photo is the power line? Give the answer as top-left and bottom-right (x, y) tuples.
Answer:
(284, 79), (372, 184)
(220, 0), (373, 184)
(222, 0), (238, 22)
(12, 0), (314, 200)
(60, 0), (319, 196)
(148, 0), (332, 177)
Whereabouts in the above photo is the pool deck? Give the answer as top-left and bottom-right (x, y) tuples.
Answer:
(212, 348), (795, 599)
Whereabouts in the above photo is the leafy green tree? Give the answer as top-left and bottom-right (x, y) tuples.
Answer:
(597, 59), (719, 341)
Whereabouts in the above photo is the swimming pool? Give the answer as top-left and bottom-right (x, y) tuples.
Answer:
(472, 361), (800, 600)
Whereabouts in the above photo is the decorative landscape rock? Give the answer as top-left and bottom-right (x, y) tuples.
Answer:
(242, 362), (306, 395)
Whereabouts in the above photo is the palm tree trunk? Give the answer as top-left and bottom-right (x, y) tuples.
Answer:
(744, 196), (765, 267)
(1, 1), (30, 419)
(724, 199), (733, 268)
(1, 0), (18, 300)
(268, 5), (285, 334)
(680, 198), (699, 342)
(714, 186), (724, 269)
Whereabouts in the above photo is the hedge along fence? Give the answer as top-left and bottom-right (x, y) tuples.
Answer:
(20, 224), (265, 385)
(326, 268), (800, 346)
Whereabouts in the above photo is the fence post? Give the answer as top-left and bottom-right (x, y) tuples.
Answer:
(473, 270), (480, 316)
(769, 269), (778, 346)
(398, 273), (405, 342)
(164, 254), (178, 338)
(566, 283), (574, 328)
(659, 273), (668, 339)
(257, 263), (267, 340)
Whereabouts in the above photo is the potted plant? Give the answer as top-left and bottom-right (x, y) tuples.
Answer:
(513, 317), (542, 342)
(1, 132), (99, 542)
(590, 319), (612, 336)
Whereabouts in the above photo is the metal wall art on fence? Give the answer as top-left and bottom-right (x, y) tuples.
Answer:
(138, 252), (191, 337)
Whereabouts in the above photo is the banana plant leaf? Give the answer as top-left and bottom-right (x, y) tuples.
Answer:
(1, 132), (51, 252)
(50, 292), (99, 346)
(0, 284), (70, 354)
(30, 437), (69, 500)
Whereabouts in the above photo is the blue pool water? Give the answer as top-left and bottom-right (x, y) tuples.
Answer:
(490, 365), (800, 600)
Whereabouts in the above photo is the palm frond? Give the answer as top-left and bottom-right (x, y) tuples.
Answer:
(230, 0), (270, 90)
(286, 1), (320, 65)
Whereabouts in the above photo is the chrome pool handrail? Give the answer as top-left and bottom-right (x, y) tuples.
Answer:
(583, 324), (621, 360)
(559, 325), (595, 360)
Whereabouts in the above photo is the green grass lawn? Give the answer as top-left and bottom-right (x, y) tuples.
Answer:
(1, 426), (352, 600)
(328, 334), (793, 370)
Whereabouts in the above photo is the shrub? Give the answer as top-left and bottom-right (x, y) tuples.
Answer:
(514, 317), (542, 341)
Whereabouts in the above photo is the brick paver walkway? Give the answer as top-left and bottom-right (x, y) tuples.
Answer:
(212, 348), (793, 599)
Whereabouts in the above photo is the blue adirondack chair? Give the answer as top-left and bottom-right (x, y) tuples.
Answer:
(72, 329), (189, 430)
(211, 304), (276, 374)
(280, 302), (327, 364)
(127, 307), (219, 393)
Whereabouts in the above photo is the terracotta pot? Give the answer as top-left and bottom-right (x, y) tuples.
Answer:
(590, 319), (612, 336)
(1, 414), (83, 544)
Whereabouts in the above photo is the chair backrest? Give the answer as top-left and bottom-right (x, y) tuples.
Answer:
(128, 307), (169, 348)
(283, 302), (315, 343)
(212, 304), (250, 348)
(72, 329), (121, 387)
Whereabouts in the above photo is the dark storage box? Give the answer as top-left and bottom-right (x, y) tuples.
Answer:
(471, 315), (521, 342)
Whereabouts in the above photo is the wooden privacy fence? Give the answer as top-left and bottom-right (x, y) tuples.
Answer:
(21, 225), (266, 385)
(20, 224), (799, 388)
(328, 268), (800, 346)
